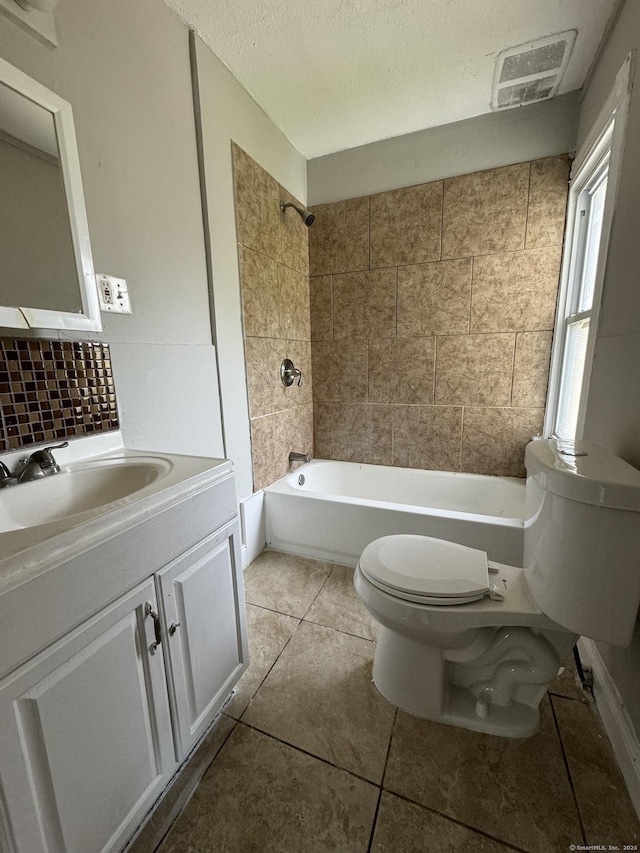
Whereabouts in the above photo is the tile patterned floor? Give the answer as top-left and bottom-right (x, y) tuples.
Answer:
(141, 551), (640, 853)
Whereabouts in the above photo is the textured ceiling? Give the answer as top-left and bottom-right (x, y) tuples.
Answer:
(164, 0), (619, 159)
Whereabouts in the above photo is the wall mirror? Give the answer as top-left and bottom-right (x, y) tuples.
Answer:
(0, 56), (101, 332)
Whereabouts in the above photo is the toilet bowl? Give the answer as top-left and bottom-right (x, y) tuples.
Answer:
(354, 439), (640, 737)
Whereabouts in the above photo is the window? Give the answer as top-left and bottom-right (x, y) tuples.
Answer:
(553, 150), (609, 440)
(545, 55), (632, 442)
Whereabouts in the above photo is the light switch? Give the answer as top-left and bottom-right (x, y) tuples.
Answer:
(96, 274), (132, 314)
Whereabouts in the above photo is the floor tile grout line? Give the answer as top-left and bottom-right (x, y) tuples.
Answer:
(234, 718), (383, 789)
(549, 693), (589, 846)
(367, 706), (398, 853)
(380, 706), (397, 787)
(247, 597), (377, 645)
(548, 687), (587, 701)
(244, 600), (304, 620)
(379, 787), (529, 853)
(299, 563), (337, 621)
(366, 788), (384, 853)
(301, 613), (376, 644)
(229, 625), (302, 722)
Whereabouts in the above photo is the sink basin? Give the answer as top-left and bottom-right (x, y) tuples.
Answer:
(0, 456), (172, 533)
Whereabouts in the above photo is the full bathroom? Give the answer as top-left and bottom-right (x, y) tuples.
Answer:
(1, 0), (640, 851)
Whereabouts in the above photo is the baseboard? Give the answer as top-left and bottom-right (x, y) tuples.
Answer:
(578, 637), (640, 819)
(239, 490), (266, 568)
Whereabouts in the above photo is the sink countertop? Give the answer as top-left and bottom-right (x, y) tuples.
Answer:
(0, 448), (234, 594)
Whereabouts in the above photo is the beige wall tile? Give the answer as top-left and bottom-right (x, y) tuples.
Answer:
(369, 338), (435, 404)
(461, 407), (544, 477)
(244, 337), (287, 418)
(239, 246), (280, 338)
(436, 334), (515, 406)
(278, 264), (311, 340)
(280, 188), (310, 276)
(471, 247), (562, 332)
(286, 403), (314, 462)
(512, 331), (553, 407)
(232, 144), (281, 261)
(392, 405), (462, 470)
(442, 163), (530, 258)
(251, 411), (290, 490)
(251, 405), (312, 491)
(332, 404), (393, 466)
(313, 401), (336, 458)
(333, 268), (397, 340)
(286, 340), (313, 407)
(309, 197), (370, 276)
(312, 341), (368, 403)
(526, 156), (570, 249)
(370, 182), (442, 268)
(397, 258), (472, 337)
(310, 276), (333, 341)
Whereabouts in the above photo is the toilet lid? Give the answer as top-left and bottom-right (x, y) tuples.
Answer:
(358, 534), (490, 604)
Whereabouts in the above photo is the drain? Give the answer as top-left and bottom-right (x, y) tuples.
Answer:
(298, 474), (305, 486)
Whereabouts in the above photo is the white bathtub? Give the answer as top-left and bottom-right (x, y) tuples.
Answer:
(264, 460), (526, 567)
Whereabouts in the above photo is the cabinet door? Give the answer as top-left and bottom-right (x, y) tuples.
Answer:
(0, 579), (175, 853)
(157, 519), (248, 759)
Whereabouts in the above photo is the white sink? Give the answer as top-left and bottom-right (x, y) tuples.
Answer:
(0, 456), (172, 533)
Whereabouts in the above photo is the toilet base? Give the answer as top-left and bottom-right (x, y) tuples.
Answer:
(372, 625), (567, 738)
(373, 676), (540, 738)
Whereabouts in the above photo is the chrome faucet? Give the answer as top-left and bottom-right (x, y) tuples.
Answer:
(15, 442), (69, 484)
(289, 451), (311, 464)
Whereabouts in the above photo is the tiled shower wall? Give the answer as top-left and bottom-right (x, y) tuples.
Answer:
(0, 338), (119, 453)
(309, 157), (570, 477)
(232, 144), (313, 491)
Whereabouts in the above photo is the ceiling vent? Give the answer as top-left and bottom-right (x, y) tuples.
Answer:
(492, 30), (577, 111)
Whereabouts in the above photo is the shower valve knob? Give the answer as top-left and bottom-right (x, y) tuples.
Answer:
(280, 358), (302, 387)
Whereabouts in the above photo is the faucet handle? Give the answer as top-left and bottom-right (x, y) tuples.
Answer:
(30, 441), (69, 469)
(41, 441), (69, 452)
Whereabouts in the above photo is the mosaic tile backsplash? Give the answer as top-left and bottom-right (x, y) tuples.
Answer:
(0, 339), (119, 452)
(309, 156), (571, 478)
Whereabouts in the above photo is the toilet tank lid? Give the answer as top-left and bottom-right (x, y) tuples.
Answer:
(525, 439), (640, 511)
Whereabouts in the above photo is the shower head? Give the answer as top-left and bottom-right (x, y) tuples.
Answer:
(281, 201), (315, 227)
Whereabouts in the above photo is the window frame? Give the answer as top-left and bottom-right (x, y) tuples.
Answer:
(544, 53), (634, 440)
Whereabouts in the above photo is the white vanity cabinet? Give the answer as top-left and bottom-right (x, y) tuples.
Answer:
(157, 518), (245, 760)
(0, 452), (249, 853)
(0, 580), (175, 853)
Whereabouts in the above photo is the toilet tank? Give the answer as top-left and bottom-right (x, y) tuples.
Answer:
(523, 439), (640, 647)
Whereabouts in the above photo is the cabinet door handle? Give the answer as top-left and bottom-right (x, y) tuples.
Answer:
(145, 602), (162, 654)
(168, 622), (181, 637)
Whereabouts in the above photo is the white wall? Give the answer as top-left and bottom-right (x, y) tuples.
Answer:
(308, 92), (580, 204)
(577, 0), (640, 738)
(0, 0), (224, 458)
(191, 35), (307, 502)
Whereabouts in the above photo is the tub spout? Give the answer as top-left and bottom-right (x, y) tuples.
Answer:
(289, 451), (311, 464)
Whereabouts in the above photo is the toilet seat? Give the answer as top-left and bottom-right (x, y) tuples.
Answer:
(358, 534), (493, 606)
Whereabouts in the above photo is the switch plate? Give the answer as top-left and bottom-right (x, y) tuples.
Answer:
(96, 274), (132, 314)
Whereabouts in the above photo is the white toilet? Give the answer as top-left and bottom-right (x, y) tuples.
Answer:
(354, 439), (640, 737)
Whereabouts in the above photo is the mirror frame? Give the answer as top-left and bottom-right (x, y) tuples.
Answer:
(0, 57), (101, 332)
